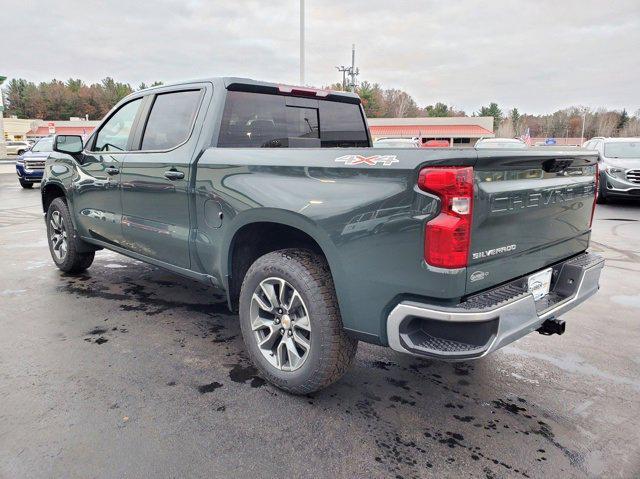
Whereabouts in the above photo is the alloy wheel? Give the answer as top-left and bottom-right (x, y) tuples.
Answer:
(250, 277), (311, 371)
(49, 210), (68, 261)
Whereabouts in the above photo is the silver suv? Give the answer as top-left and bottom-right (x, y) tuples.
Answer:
(584, 137), (640, 203)
(5, 141), (31, 156)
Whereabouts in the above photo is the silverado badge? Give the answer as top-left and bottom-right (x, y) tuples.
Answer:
(335, 154), (399, 166)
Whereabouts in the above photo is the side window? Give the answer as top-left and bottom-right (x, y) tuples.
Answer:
(94, 98), (142, 152)
(140, 90), (202, 151)
(319, 101), (368, 147)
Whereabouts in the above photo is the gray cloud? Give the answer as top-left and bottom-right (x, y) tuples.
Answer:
(5, 0), (639, 114)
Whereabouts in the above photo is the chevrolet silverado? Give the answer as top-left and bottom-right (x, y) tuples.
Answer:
(40, 78), (604, 393)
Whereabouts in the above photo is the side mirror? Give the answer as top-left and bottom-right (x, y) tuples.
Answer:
(53, 135), (83, 155)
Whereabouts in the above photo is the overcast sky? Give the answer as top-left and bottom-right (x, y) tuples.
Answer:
(4, 0), (639, 114)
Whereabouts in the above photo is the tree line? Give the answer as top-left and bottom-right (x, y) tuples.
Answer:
(326, 81), (640, 139)
(3, 77), (639, 138)
(2, 78), (162, 121)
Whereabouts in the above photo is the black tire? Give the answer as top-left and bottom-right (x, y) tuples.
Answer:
(596, 174), (607, 204)
(19, 179), (33, 189)
(239, 249), (358, 394)
(46, 197), (95, 274)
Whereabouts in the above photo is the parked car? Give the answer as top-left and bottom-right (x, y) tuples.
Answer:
(5, 140), (31, 156)
(373, 138), (419, 148)
(15, 136), (54, 188)
(584, 137), (640, 203)
(41, 77), (603, 394)
(475, 138), (528, 149)
(422, 139), (451, 148)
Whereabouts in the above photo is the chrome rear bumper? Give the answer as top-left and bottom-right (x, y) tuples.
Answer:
(386, 253), (604, 360)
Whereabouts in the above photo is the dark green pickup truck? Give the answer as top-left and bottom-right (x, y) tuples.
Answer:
(41, 77), (604, 393)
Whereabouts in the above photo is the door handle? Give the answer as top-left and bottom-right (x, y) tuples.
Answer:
(164, 170), (185, 180)
(106, 166), (119, 176)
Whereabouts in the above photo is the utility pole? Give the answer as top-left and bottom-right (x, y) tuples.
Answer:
(335, 45), (359, 92)
(580, 110), (586, 145)
(299, 0), (305, 85)
(336, 66), (349, 90)
(349, 44), (359, 91)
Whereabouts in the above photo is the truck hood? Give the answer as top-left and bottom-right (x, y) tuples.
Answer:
(602, 157), (640, 169)
(20, 151), (50, 160)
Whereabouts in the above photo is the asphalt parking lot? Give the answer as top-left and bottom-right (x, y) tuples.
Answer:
(0, 163), (639, 479)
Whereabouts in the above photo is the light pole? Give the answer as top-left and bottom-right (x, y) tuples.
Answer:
(580, 110), (586, 145)
(299, 0), (305, 85)
(0, 76), (6, 158)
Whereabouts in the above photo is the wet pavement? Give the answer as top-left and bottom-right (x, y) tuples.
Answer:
(0, 166), (639, 478)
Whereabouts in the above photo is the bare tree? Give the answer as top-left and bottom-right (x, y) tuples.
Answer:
(496, 118), (515, 138)
(620, 116), (640, 136)
(382, 89), (419, 118)
(596, 110), (620, 136)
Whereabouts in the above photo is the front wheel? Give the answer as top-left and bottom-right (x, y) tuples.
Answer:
(596, 170), (610, 204)
(46, 197), (95, 274)
(239, 249), (358, 394)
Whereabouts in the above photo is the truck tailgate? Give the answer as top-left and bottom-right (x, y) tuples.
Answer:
(467, 149), (598, 294)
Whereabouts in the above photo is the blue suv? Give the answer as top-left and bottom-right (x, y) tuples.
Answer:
(15, 136), (54, 188)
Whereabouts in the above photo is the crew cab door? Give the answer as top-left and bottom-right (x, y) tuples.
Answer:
(74, 97), (144, 246)
(120, 87), (206, 269)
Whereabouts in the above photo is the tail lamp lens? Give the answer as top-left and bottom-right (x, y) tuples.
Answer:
(418, 167), (474, 269)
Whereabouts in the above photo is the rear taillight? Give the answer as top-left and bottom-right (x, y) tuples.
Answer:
(590, 162), (599, 228)
(418, 167), (474, 269)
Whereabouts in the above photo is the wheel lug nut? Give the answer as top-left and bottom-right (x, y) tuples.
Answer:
(280, 328), (284, 335)
(274, 318), (280, 324)
(287, 330), (293, 337)
(277, 308), (283, 314)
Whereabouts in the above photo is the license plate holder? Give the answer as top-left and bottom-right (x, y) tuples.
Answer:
(527, 268), (553, 301)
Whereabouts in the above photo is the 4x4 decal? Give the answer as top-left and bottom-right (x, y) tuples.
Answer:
(335, 154), (399, 166)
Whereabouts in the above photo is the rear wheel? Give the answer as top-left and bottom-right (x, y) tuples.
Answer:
(19, 179), (33, 189)
(239, 249), (358, 394)
(46, 197), (95, 273)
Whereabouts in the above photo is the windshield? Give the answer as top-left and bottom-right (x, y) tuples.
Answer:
(605, 141), (640, 159)
(31, 137), (54, 153)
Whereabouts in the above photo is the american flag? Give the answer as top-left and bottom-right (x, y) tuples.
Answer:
(519, 127), (532, 146)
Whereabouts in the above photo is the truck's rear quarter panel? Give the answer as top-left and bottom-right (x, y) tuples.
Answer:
(194, 148), (475, 342)
(193, 147), (597, 345)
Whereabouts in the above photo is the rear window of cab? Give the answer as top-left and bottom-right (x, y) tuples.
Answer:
(217, 91), (368, 148)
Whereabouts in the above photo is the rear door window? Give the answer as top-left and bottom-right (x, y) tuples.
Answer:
(140, 90), (202, 151)
(218, 91), (367, 148)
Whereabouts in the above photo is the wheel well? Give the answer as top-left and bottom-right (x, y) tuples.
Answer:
(42, 184), (66, 213)
(228, 222), (325, 311)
